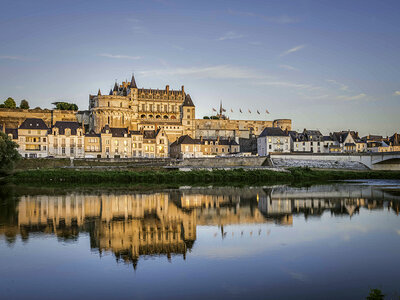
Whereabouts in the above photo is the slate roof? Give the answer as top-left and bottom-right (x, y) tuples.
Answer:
(130, 74), (137, 88)
(129, 130), (142, 135)
(5, 128), (18, 139)
(182, 94), (195, 107)
(143, 130), (156, 139)
(53, 121), (81, 135)
(322, 136), (334, 141)
(19, 118), (48, 130)
(85, 130), (100, 137)
(303, 129), (323, 141)
(110, 127), (129, 137)
(172, 135), (199, 146)
(259, 127), (288, 137)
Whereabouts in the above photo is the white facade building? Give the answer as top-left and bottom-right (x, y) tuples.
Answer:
(257, 127), (291, 156)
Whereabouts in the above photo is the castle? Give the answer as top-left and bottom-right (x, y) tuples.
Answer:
(88, 74), (291, 142)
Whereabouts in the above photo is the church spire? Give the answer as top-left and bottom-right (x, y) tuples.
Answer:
(109, 89), (113, 95)
(130, 74), (137, 88)
(98, 89), (101, 96)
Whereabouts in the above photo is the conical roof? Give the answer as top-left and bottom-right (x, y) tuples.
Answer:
(130, 74), (137, 88)
(183, 94), (195, 107)
(98, 89), (101, 96)
(113, 82), (119, 92)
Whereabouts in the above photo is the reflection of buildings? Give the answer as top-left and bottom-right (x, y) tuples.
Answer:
(258, 184), (400, 219)
(1, 184), (399, 268)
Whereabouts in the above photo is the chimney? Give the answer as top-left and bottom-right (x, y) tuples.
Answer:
(200, 136), (203, 142)
(166, 85), (170, 94)
(182, 85), (185, 94)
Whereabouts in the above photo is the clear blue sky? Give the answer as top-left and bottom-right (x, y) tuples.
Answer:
(1, 0), (399, 136)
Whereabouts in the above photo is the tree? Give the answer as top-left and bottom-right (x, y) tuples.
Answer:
(19, 99), (29, 109)
(52, 102), (78, 111)
(4, 97), (16, 109)
(366, 289), (385, 300)
(0, 131), (21, 175)
(203, 116), (210, 119)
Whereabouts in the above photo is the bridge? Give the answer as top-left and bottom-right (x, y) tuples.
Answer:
(270, 152), (400, 170)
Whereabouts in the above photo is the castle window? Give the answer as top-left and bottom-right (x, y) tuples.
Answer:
(141, 114), (146, 119)
(156, 115), (161, 119)
(187, 109), (190, 112)
(108, 102), (110, 107)
(171, 115), (176, 119)
(120, 102), (122, 107)
(163, 115), (169, 119)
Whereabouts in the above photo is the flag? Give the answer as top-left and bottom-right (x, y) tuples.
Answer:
(257, 110), (260, 114)
(265, 109), (270, 114)
(230, 108), (233, 113)
(248, 109), (251, 113)
(222, 108), (226, 112)
(239, 109), (242, 113)
(212, 108), (216, 112)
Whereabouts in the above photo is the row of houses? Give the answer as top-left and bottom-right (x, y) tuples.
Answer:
(257, 127), (400, 156)
(3, 118), (169, 158)
(2, 118), (399, 159)
(1, 118), (240, 159)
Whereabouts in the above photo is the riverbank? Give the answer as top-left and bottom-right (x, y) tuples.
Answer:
(4, 167), (400, 185)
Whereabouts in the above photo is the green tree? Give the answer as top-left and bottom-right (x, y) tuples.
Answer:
(366, 289), (385, 300)
(19, 99), (29, 109)
(203, 116), (210, 119)
(4, 97), (16, 109)
(0, 131), (21, 175)
(52, 101), (78, 111)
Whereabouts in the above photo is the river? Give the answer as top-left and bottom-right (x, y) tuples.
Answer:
(1, 181), (400, 300)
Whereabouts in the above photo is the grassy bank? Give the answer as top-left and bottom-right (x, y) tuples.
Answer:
(5, 167), (400, 185)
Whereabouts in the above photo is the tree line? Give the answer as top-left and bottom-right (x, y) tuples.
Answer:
(0, 97), (78, 110)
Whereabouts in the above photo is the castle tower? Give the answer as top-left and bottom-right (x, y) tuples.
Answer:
(182, 94), (195, 137)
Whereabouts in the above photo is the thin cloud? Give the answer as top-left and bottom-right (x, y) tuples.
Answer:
(218, 31), (244, 41)
(394, 91), (400, 96)
(0, 55), (35, 61)
(279, 64), (299, 71)
(98, 53), (142, 60)
(138, 65), (264, 80)
(255, 80), (319, 91)
(326, 79), (349, 91)
(337, 93), (367, 101)
(280, 45), (306, 57)
(227, 9), (299, 24)
(299, 93), (330, 100)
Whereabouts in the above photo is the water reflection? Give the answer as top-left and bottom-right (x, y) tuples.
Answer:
(1, 183), (399, 269)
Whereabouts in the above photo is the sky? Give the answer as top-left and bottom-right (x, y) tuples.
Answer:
(0, 0), (399, 136)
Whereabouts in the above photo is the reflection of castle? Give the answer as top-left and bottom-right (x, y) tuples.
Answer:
(1, 185), (399, 268)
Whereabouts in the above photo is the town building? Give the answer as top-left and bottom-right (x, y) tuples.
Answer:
(257, 127), (290, 156)
(290, 129), (326, 153)
(48, 121), (84, 158)
(170, 135), (240, 158)
(17, 118), (49, 158)
(170, 135), (202, 159)
(84, 131), (102, 158)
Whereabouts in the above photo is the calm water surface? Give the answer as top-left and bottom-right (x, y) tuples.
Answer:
(1, 181), (400, 300)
